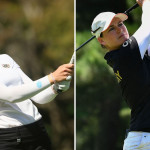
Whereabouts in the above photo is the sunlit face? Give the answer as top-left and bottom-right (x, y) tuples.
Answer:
(97, 17), (129, 51)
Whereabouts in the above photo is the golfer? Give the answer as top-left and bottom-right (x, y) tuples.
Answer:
(0, 54), (74, 150)
(91, 0), (150, 149)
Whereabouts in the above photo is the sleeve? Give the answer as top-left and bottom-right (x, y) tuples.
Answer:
(0, 76), (51, 103)
(17, 68), (58, 104)
(133, 1), (150, 59)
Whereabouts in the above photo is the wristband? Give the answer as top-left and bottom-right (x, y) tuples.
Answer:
(50, 73), (63, 94)
(50, 73), (56, 84)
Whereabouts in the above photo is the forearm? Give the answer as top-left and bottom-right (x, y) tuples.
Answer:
(18, 68), (57, 104)
(0, 76), (51, 103)
(31, 85), (57, 104)
(133, 1), (150, 59)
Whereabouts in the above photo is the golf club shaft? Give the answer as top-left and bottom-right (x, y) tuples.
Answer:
(76, 36), (95, 52)
(69, 36), (95, 64)
(76, 2), (139, 52)
(124, 3), (139, 15)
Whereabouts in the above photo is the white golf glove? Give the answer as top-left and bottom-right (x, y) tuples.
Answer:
(53, 76), (72, 93)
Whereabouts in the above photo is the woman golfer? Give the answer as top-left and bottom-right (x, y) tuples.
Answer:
(91, 0), (150, 149)
(0, 53), (74, 150)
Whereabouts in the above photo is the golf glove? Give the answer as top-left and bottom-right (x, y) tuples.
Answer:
(53, 77), (72, 93)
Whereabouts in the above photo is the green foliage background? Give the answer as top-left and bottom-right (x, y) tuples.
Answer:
(76, 0), (142, 150)
(0, 0), (74, 150)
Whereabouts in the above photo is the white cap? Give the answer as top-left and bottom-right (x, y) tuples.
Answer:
(91, 12), (128, 38)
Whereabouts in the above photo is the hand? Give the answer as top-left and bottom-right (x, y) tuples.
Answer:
(136, 0), (150, 7)
(48, 64), (74, 84)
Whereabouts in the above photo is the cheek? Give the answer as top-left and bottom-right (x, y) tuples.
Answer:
(105, 33), (117, 43)
(103, 35), (117, 47)
(104, 32), (113, 40)
(123, 26), (129, 36)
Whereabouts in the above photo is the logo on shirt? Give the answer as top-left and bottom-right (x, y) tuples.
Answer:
(2, 64), (10, 68)
(115, 70), (122, 82)
(122, 38), (132, 47)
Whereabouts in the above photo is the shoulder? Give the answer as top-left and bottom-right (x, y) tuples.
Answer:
(0, 54), (13, 60)
(0, 54), (14, 62)
(118, 36), (140, 60)
(121, 36), (139, 51)
(0, 54), (20, 68)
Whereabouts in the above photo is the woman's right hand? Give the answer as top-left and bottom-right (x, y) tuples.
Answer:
(136, 0), (150, 6)
(48, 64), (74, 84)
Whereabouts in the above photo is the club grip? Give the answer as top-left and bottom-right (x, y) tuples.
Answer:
(66, 52), (74, 81)
(69, 52), (75, 64)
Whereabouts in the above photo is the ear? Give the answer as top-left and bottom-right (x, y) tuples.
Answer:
(97, 37), (106, 45)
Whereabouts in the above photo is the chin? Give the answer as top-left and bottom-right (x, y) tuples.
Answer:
(121, 36), (128, 44)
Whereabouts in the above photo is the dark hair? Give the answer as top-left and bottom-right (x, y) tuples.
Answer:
(99, 32), (106, 49)
(100, 32), (103, 37)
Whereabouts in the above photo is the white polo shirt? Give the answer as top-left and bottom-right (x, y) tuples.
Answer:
(0, 54), (57, 128)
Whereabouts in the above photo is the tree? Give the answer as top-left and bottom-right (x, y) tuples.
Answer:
(0, 0), (74, 150)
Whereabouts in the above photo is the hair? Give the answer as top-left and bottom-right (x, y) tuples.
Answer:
(99, 32), (106, 49)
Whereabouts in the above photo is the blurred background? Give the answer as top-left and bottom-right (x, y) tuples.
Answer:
(0, 0), (74, 150)
(76, 0), (142, 150)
